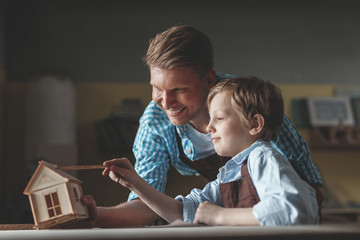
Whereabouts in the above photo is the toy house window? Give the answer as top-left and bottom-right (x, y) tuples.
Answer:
(45, 192), (62, 218)
(73, 187), (79, 202)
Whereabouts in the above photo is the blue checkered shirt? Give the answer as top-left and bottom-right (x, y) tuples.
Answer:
(128, 73), (322, 201)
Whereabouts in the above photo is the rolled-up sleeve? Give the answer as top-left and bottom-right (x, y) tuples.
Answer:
(128, 104), (173, 201)
(175, 180), (222, 222)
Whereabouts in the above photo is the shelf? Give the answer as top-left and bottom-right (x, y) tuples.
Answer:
(309, 126), (360, 149)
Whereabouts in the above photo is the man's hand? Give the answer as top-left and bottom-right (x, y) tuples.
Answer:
(81, 194), (99, 221)
(61, 194), (98, 228)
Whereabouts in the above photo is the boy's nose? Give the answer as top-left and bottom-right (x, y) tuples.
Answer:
(206, 123), (214, 133)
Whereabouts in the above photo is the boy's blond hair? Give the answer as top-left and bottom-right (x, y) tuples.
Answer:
(208, 77), (284, 141)
(144, 25), (214, 76)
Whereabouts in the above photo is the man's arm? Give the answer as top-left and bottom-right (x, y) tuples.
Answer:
(62, 195), (158, 228)
(86, 102), (176, 227)
(274, 115), (323, 185)
(85, 196), (159, 228)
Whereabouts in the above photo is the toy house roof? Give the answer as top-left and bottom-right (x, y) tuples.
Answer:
(24, 160), (82, 194)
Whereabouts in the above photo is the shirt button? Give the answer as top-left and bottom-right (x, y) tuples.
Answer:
(187, 149), (192, 154)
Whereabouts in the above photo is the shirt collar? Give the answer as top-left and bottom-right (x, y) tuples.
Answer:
(231, 140), (268, 164)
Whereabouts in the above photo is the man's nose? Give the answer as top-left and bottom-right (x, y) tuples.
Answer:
(162, 91), (175, 109)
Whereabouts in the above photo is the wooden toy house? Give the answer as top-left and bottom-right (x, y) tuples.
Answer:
(23, 161), (89, 229)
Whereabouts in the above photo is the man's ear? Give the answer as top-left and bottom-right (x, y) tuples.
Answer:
(206, 69), (217, 90)
(249, 114), (265, 136)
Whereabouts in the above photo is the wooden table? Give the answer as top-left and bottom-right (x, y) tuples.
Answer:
(1, 224), (360, 240)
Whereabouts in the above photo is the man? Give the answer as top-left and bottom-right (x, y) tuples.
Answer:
(80, 25), (323, 228)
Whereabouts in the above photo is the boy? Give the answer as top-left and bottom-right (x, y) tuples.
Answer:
(103, 77), (319, 226)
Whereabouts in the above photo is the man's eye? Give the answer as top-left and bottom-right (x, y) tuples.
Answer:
(153, 86), (162, 92)
(217, 118), (223, 121)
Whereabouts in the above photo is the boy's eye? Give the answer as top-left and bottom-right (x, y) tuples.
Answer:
(217, 118), (223, 121)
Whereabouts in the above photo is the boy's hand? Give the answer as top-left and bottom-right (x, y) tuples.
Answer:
(102, 158), (139, 189)
(193, 201), (223, 225)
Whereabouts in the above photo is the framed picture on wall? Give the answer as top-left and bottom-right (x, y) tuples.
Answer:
(307, 97), (355, 126)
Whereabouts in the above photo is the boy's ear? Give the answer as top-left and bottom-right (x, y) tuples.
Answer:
(249, 114), (265, 136)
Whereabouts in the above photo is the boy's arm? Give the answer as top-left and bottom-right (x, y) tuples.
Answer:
(193, 201), (259, 226)
(103, 158), (184, 223)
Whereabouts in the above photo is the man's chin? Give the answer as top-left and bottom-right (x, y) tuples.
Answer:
(168, 117), (188, 126)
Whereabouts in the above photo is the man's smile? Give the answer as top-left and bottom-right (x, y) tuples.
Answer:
(166, 107), (186, 117)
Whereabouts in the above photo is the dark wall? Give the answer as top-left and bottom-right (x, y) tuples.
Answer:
(3, 0), (360, 83)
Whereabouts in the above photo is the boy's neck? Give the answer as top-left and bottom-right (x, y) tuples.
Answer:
(232, 137), (264, 158)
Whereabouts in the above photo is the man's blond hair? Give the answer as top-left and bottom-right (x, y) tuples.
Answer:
(144, 25), (214, 76)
